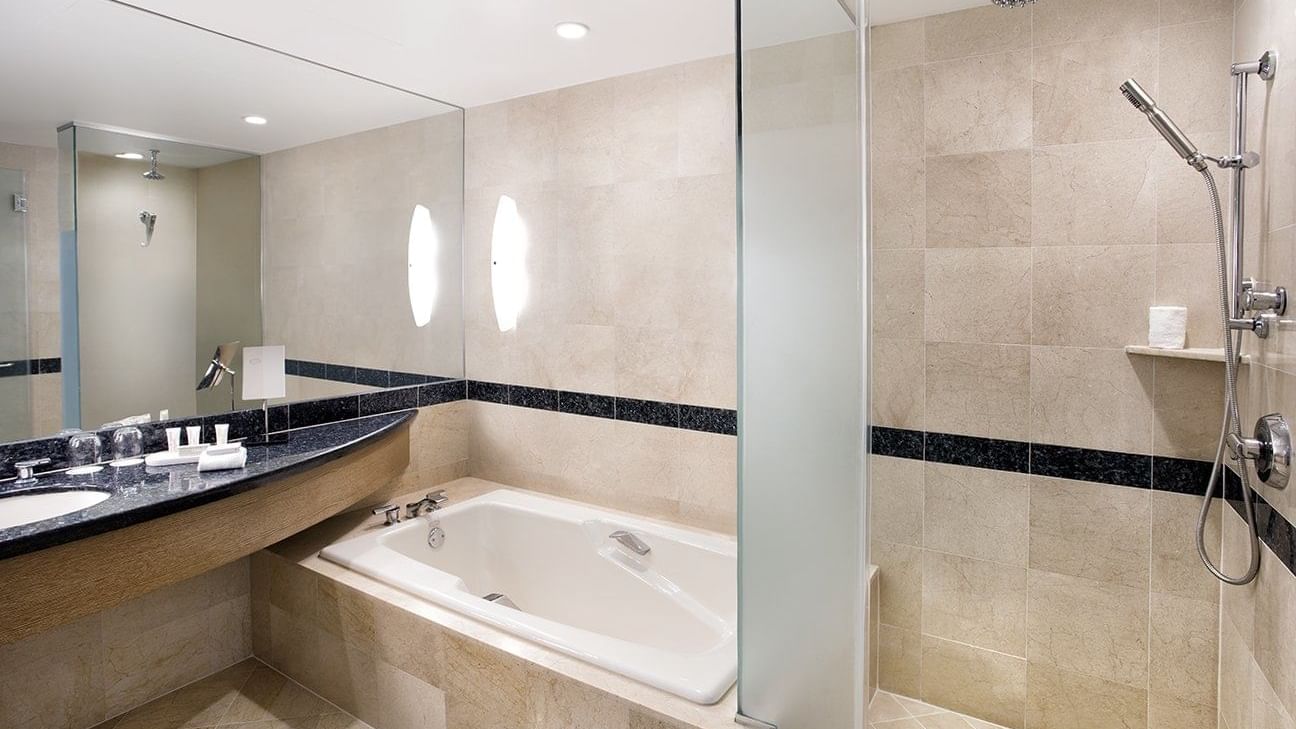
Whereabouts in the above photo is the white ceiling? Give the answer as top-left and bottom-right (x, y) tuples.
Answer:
(120, 0), (740, 109)
(868, 0), (991, 26)
(0, 0), (876, 153)
(0, 0), (453, 151)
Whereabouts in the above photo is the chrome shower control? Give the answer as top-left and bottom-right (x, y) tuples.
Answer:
(1228, 312), (1278, 338)
(1254, 413), (1290, 490)
(1242, 279), (1287, 315)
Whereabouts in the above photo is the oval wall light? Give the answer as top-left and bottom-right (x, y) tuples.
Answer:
(491, 195), (528, 332)
(407, 204), (439, 327)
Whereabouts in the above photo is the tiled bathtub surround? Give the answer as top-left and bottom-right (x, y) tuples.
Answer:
(870, 2), (1239, 728)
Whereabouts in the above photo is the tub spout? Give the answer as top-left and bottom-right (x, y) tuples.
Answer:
(609, 530), (651, 556)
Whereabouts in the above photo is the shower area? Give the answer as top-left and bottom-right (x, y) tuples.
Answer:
(865, 0), (1296, 728)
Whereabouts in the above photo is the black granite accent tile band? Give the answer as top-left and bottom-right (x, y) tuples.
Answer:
(616, 397), (680, 428)
(0, 357), (62, 378)
(560, 391), (616, 419)
(1152, 456), (1219, 497)
(1030, 443), (1151, 488)
(510, 385), (559, 411)
(870, 427), (924, 460)
(285, 359), (445, 388)
(680, 405), (737, 435)
(927, 432), (1029, 474)
(355, 366), (391, 388)
(467, 381), (737, 435)
(290, 395), (359, 429)
(419, 380), (466, 407)
(467, 380), (509, 404)
(1228, 488), (1296, 579)
(359, 386), (418, 417)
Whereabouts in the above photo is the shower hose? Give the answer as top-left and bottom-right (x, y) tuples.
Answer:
(1197, 168), (1261, 585)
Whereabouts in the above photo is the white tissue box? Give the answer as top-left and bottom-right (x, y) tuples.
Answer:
(1149, 306), (1188, 349)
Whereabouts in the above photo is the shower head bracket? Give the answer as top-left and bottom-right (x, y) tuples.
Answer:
(1233, 50), (1277, 80)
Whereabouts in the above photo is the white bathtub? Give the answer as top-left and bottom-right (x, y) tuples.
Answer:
(319, 489), (737, 704)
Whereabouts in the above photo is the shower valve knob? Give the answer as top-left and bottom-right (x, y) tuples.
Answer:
(1242, 281), (1286, 315)
(1254, 413), (1291, 490)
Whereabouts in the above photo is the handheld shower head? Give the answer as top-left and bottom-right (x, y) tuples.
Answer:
(1119, 79), (1207, 170)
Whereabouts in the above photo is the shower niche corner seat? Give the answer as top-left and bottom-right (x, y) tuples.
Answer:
(320, 488), (738, 705)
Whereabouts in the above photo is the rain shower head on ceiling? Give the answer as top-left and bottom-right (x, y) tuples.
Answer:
(143, 149), (164, 180)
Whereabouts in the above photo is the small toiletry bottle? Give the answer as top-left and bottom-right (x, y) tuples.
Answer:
(215, 423), (229, 446)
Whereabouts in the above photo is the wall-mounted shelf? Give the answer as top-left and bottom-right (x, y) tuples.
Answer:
(1124, 345), (1252, 365)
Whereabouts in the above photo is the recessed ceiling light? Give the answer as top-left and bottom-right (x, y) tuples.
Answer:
(242, 115), (268, 125)
(114, 152), (144, 160)
(554, 22), (589, 40)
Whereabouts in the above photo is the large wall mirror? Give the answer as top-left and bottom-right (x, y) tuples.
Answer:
(0, 0), (463, 443)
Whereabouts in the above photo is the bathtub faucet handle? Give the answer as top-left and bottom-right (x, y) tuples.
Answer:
(406, 490), (449, 519)
(370, 504), (401, 526)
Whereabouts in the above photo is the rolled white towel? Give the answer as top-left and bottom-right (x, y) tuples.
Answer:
(1149, 306), (1188, 349)
(197, 447), (247, 472)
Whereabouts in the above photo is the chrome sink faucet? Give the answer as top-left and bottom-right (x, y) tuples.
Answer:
(405, 490), (448, 519)
(14, 458), (51, 485)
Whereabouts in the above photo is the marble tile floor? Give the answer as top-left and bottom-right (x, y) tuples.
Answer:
(91, 658), (371, 729)
(870, 690), (1008, 729)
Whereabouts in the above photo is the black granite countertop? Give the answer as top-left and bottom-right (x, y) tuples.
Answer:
(0, 410), (414, 560)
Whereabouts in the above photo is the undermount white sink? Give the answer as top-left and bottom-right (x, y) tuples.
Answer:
(0, 489), (111, 530)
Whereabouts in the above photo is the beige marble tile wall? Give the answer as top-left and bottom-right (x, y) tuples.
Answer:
(869, 3), (1237, 728)
(469, 401), (736, 533)
(1218, 1), (1296, 728)
(261, 113), (464, 379)
(0, 142), (62, 435)
(0, 559), (251, 729)
(461, 55), (738, 531)
(463, 56), (735, 408)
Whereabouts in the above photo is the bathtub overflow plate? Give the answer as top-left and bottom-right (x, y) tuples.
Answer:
(427, 525), (445, 548)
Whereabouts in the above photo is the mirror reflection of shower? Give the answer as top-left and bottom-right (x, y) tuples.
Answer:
(138, 210), (157, 247)
(138, 149), (162, 246)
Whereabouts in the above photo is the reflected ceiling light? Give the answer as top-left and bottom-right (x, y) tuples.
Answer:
(407, 204), (439, 328)
(242, 115), (268, 125)
(490, 195), (529, 333)
(114, 152), (144, 160)
(554, 21), (589, 39)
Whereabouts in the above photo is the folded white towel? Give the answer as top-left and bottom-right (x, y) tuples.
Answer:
(1149, 306), (1188, 349)
(197, 447), (247, 472)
